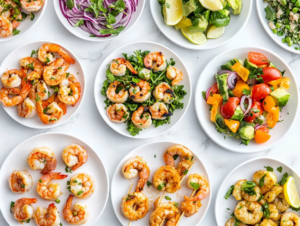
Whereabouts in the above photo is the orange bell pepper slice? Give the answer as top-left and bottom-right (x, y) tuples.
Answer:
(232, 80), (250, 98)
(231, 61), (250, 82)
(255, 129), (271, 144)
(206, 94), (223, 123)
(281, 77), (290, 89)
(266, 106), (280, 128)
(263, 96), (276, 112)
(224, 119), (240, 133)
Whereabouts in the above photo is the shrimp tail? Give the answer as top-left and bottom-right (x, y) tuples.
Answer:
(41, 159), (57, 174)
(49, 172), (68, 180)
(21, 198), (38, 205)
(64, 194), (74, 209)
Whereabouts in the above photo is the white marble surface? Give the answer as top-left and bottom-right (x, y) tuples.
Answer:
(0, 1), (300, 225)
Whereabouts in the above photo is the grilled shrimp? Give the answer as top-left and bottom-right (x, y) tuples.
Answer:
(234, 201), (263, 224)
(106, 81), (128, 103)
(0, 83), (30, 107)
(107, 103), (129, 123)
(144, 52), (166, 72)
(139, 68), (151, 80)
(153, 82), (175, 104)
(27, 147), (57, 174)
(281, 213), (300, 226)
(180, 199), (201, 217)
(253, 170), (277, 194)
(149, 102), (172, 120)
(225, 218), (247, 226)
(184, 174), (209, 201)
(62, 144), (88, 171)
(43, 58), (69, 86)
(242, 185), (261, 202)
(110, 58), (137, 76)
(33, 203), (60, 226)
(38, 43), (75, 65)
(0, 16), (12, 38)
(21, 0), (45, 12)
(12, 198), (37, 224)
(233, 179), (247, 201)
(28, 80), (49, 101)
(129, 79), (151, 103)
(264, 185), (282, 203)
(36, 101), (64, 124)
(260, 219), (278, 226)
(273, 193), (289, 212)
(131, 106), (152, 129)
(153, 165), (181, 194)
(1, 69), (22, 88)
(69, 173), (95, 199)
(166, 66), (183, 86)
(63, 194), (89, 225)
(19, 57), (44, 81)
(149, 203), (180, 226)
(58, 74), (81, 106)
(17, 97), (37, 118)
(9, 170), (33, 193)
(269, 203), (281, 221)
(121, 192), (149, 221)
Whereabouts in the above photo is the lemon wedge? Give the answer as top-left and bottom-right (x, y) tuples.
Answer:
(284, 176), (300, 208)
(175, 17), (192, 30)
(181, 27), (207, 45)
(207, 25), (225, 39)
(163, 0), (183, 26)
(199, 0), (223, 11)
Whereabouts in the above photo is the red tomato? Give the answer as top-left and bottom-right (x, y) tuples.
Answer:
(220, 97), (240, 119)
(257, 126), (269, 133)
(252, 84), (271, 101)
(260, 67), (282, 83)
(248, 52), (269, 65)
(209, 83), (219, 94)
(244, 101), (264, 123)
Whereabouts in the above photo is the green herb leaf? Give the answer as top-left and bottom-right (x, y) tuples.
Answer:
(173, 154), (179, 160)
(202, 91), (206, 100)
(66, 0), (74, 10)
(10, 201), (15, 213)
(99, 26), (125, 36)
(77, 190), (84, 196)
(259, 174), (267, 187)
(224, 185), (234, 199)
(277, 166), (282, 173)
(74, 19), (84, 27)
(165, 196), (171, 200)
(55, 199), (60, 204)
(147, 181), (152, 187)
(157, 182), (166, 191)
(190, 182), (200, 190)
(278, 172), (289, 186)
(265, 5), (276, 21)
(13, 29), (20, 36)
(30, 12), (34, 21)
(242, 88), (251, 95)
(264, 166), (273, 172)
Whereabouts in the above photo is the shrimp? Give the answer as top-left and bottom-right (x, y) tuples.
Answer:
(107, 103), (129, 123)
(63, 194), (89, 225)
(17, 97), (36, 118)
(57, 74), (81, 106)
(9, 170), (33, 193)
(106, 81), (128, 103)
(36, 101), (64, 124)
(149, 102), (172, 120)
(28, 80), (49, 101)
(163, 144), (194, 178)
(234, 201), (263, 224)
(273, 193), (289, 212)
(62, 144), (88, 171)
(0, 16), (12, 38)
(21, 0), (45, 12)
(121, 192), (149, 221)
(131, 106), (152, 129)
(260, 219), (278, 226)
(144, 52), (167, 72)
(69, 173), (95, 199)
(264, 185), (282, 203)
(110, 58), (137, 76)
(225, 218), (247, 226)
(232, 179), (247, 201)
(269, 203), (281, 221)
(1, 69), (23, 88)
(166, 66), (183, 86)
(122, 156), (150, 192)
(139, 68), (151, 80)
(242, 185), (261, 202)
(38, 43), (75, 65)
(184, 174), (210, 201)
(153, 82), (175, 104)
(149, 203), (180, 226)
(43, 59), (69, 86)
(33, 203), (60, 226)
(19, 57), (44, 81)
(153, 165), (181, 194)
(180, 199), (201, 217)
(10, 5), (22, 29)
(0, 83), (30, 107)
(27, 147), (57, 174)
(129, 79), (151, 103)
(12, 198), (37, 224)
(253, 170), (277, 194)
(36, 172), (68, 200)
(281, 213), (300, 226)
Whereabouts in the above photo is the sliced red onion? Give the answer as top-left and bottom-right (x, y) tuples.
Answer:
(254, 125), (268, 132)
(240, 95), (252, 115)
(217, 70), (233, 75)
(218, 70), (238, 89)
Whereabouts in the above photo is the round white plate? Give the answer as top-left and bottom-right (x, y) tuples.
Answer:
(53, 0), (145, 42)
(111, 141), (212, 226)
(150, 0), (252, 50)
(0, 41), (86, 129)
(0, 132), (109, 226)
(94, 41), (191, 139)
(0, 0), (47, 43)
(257, 0), (300, 54)
(215, 157), (300, 225)
(195, 47), (299, 153)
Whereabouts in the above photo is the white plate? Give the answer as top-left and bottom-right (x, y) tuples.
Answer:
(0, 41), (86, 129)
(0, 132), (109, 226)
(94, 41), (191, 139)
(195, 47), (299, 153)
(53, 0), (145, 42)
(0, 0), (47, 43)
(215, 157), (300, 225)
(150, 0), (252, 50)
(111, 141), (212, 226)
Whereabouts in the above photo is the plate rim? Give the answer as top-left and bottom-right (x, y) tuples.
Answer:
(93, 41), (192, 139)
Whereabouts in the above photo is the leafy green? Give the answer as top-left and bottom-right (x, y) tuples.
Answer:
(74, 19), (84, 27)
(157, 182), (166, 191)
(224, 185), (234, 199)
(13, 29), (20, 36)
(190, 182), (200, 190)
(262, 202), (270, 219)
(277, 166), (282, 173)
(126, 120), (142, 136)
(259, 174), (267, 187)
(264, 166), (273, 172)
(241, 181), (257, 196)
(265, 6), (276, 21)
(66, 0), (74, 10)
(30, 12), (34, 21)
(278, 172), (289, 185)
(99, 26), (125, 35)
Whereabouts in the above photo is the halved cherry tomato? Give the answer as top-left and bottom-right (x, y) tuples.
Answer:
(281, 77), (290, 89)
(209, 83), (219, 95)
(266, 106), (280, 128)
(257, 64), (268, 68)
(244, 101), (264, 123)
(255, 127), (271, 144)
(263, 96), (276, 112)
(248, 52), (269, 65)
(260, 67), (282, 83)
(251, 84), (271, 101)
(220, 97), (240, 119)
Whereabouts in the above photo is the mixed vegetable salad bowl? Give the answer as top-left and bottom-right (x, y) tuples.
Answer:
(195, 47), (299, 153)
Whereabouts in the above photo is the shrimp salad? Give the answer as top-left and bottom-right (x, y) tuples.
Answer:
(101, 50), (187, 136)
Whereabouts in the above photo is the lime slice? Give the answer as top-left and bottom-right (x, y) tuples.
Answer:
(181, 27), (207, 45)
(163, 0), (183, 26)
(207, 25), (225, 39)
(284, 176), (300, 208)
(199, 0), (223, 11)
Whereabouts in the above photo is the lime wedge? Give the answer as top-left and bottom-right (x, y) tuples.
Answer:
(284, 176), (300, 208)
(207, 25), (225, 39)
(181, 27), (207, 45)
(163, 0), (183, 26)
(199, 0), (223, 11)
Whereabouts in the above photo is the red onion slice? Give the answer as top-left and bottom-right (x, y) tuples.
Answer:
(254, 125), (268, 132)
(218, 70), (238, 89)
(205, 86), (212, 101)
(240, 95), (252, 115)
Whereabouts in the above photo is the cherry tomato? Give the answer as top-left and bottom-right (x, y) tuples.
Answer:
(209, 83), (219, 94)
(255, 126), (271, 144)
(257, 126), (269, 134)
(220, 97), (240, 119)
(260, 67), (282, 83)
(252, 84), (271, 101)
(244, 101), (264, 123)
(248, 52), (269, 65)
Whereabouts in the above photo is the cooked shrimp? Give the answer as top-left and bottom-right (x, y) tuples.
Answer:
(180, 199), (201, 217)
(131, 106), (152, 129)
(0, 2), (11, 18)
(153, 82), (175, 104)
(21, 0), (44, 12)
(129, 79), (151, 103)
(144, 52), (166, 72)
(233, 179), (247, 201)
(234, 201), (263, 224)
(264, 185), (282, 203)
(62, 144), (88, 171)
(253, 170), (277, 194)
(122, 156), (150, 192)
(149, 203), (180, 226)
(260, 219), (278, 226)
(242, 185), (261, 202)
(139, 68), (151, 80)
(107, 103), (129, 123)
(0, 83), (30, 107)
(63, 194), (89, 225)
(281, 213), (300, 226)
(43, 58), (69, 86)
(28, 147), (57, 174)
(33, 203), (60, 226)
(28, 80), (49, 101)
(12, 198), (37, 224)
(0, 16), (12, 38)
(48, 93), (67, 115)
(269, 203), (281, 221)
(163, 144), (194, 178)
(121, 192), (149, 221)
(153, 165), (181, 194)
(225, 218), (247, 226)
(36, 101), (64, 124)
(58, 74), (81, 106)
(166, 66), (183, 86)
(1, 69), (22, 88)
(110, 58), (137, 76)
(19, 57), (44, 81)
(9, 170), (33, 193)
(184, 174), (209, 201)
(38, 43), (75, 65)
(273, 193), (289, 212)
(36, 172), (67, 200)
(69, 173), (95, 199)
(17, 97), (36, 118)
(11, 7), (22, 29)
(149, 102), (172, 120)
(106, 81), (128, 103)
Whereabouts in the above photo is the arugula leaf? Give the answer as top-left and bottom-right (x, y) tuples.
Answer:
(224, 185), (234, 199)
(99, 26), (125, 35)
(265, 6), (275, 21)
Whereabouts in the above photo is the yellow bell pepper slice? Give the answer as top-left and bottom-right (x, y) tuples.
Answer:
(231, 61), (250, 82)
(206, 94), (223, 123)
(268, 77), (290, 90)
(232, 80), (250, 98)
(224, 119), (240, 133)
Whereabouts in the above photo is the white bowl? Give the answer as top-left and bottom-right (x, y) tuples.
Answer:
(0, 41), (86, 129)
(215, 156), (300, 225)
(195, 47), (299, 153)
(53, 0), (145, 42)
(111, 140), (212, 226)
(0, 0), (47, 43)
(94, 41), (192, 139)
(0, 132), (109, 226)
(150, 0), (252, 50)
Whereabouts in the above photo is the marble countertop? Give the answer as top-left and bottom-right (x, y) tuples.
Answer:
(1, 1), (300, 225)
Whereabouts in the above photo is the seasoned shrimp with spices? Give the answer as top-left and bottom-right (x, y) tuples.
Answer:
(27, 147), (57, 174)
(38, 43), (75, 65)
(233, 179), (247, 201)
(180, 199), (201, 217)
(166, 66), (183, 86)
(273, 193), (289, 212)
(149, 203), (180, 226)
(184, 174), (209, 201)
(122, 156), (150, 192)
(1, 69), (22, 88)
(0, 83), (30, 107)
(269, 204), (281, 221)
(107, 104), (129, 123)
(106, 81), (128, 103)
(131, 106), (152, 129)
(17, 97), (37, 118)
(121, 192), (149, 221)
(153, 165), (181, 193)
(58, 73), (81, 106)
(260, 219), (278, 226)
(12, 198), (37, 224)
(281, 212), (300, 226)
(62, 144), (88, 171)
(33, 203), (60, 226)
(63, 194), (89, 225)
(149, 102), (172, 120)
(19, 57), (44, 81)
(9, 170), (33, 193)
(129, 79), (151, 103)
(110, 58), (137, 76)
(241, 183), (261, 202)
(144, 52), (167, 72)
(225, 218), (247, 226)
(69, 173), (95, 199)
(43, 58), (69, 86)
(28, 80), (49, 101)
(153, 82), (175, 104)
(234, 201), (263, 224)
(139, 68), (151, 80)
(0, 16), (12, 38)
(253, 170), (277, 194)
(36, 101), (64, 124)
(264, 185), (282, 203)
(21, 0), (45, 12)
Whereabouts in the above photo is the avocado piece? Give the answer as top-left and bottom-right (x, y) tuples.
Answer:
(226, 0), (239, 10)
(233, 0), (242, 15)
(221, 59), (236, 71)
(239, 122), (255, 140)
(215, 112), (227, 133)
(215, 73), (229, 102)
(188, 16), (208, 33)
(231, 106), (244, 121)
(182, 0), (197, 16)
(270, 87), (290, 107)
(244, 59), (258, 71)
(202, 10), (211, 21)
